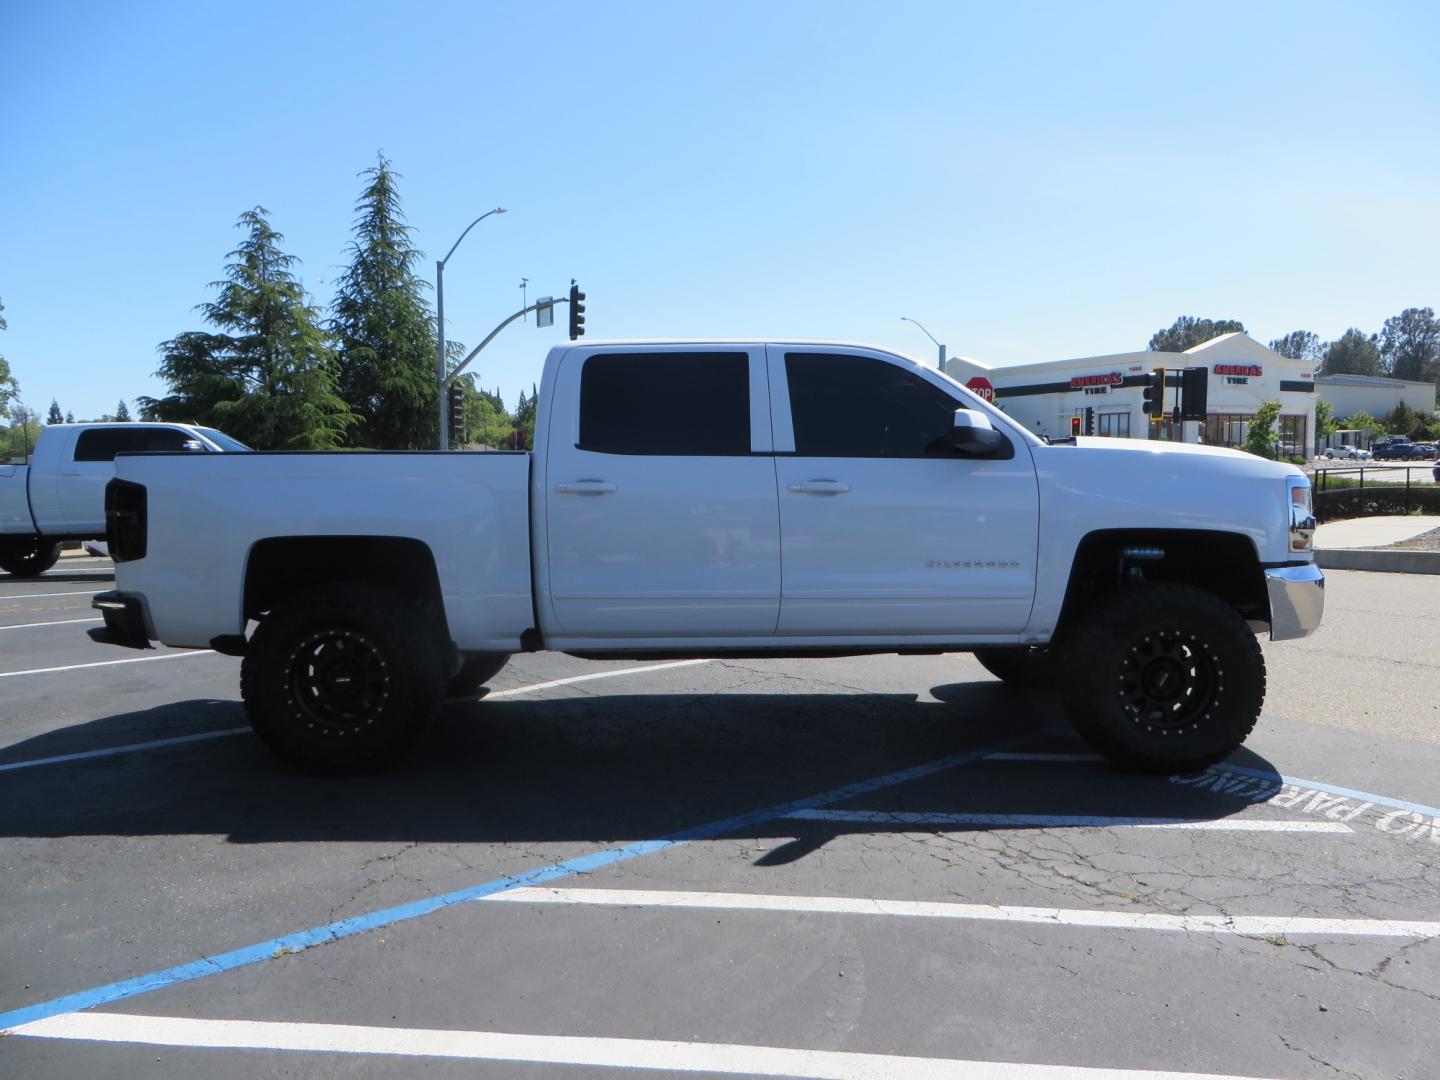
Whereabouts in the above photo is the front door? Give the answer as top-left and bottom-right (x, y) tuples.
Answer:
(769, 347), (1039, 637)
(543, 347), (780, 638)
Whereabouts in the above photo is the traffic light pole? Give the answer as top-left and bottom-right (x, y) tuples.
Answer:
(444, 296), (571, 389)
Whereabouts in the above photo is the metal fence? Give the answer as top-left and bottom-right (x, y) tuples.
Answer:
(1312, 465), (1439, 522)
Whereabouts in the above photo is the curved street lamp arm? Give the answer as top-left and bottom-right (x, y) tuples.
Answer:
(900, 316), (942, 350)
(441, 207), (507, 267)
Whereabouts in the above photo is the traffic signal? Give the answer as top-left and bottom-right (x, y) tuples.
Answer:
(1084, 406), (1095, 436)
(568, 282), (586, 339)
(1070, 415), (1082, 437)
(1180, 366), (1208, 421)
(447, 383), (465, 446)
(1141, 366), (1166, 423)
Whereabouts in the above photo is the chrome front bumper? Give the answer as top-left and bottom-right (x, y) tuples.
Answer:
(1264, 564), (1325, 641)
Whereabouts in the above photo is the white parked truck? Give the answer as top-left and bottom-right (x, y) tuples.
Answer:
(93, 341), (1323, 774)
(0, 422), (249, 576)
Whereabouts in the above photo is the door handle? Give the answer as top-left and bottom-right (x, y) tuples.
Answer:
(555, 480), (618, 495)
(61, 470), (82, 477)
(788, 480), (850, 495)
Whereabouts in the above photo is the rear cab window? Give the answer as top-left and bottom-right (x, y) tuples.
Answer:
(578, 352), (752, 455)
(73, 427), (199, 462)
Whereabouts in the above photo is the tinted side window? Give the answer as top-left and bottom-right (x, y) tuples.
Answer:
(74, 428), (195, 462)
(579, 352), (750, 455)
(787, 353), (962, 457)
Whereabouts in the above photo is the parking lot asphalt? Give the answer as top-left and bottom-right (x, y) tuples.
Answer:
(2, 560), (1438, 1079)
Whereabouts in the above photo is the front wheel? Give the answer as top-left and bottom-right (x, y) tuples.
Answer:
(0, 537), (62, 577)
(1058, 583), (1266, 773)
(240, 583), (447, 773)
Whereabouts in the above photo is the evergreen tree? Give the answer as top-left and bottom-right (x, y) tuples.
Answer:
(115, 399), (131, 421)
(139, 208), (355, 449)
(1267, 330), (1321, 363)
(47, 399), (63, 424)
(1148, 316), (1246, 352)
(0, 297), (17, 420)
(1379, 307), (1440, 382)
(331, 155), (438, 449)
(64, 410), (74, 424)
(1320, 329), (1382, 376)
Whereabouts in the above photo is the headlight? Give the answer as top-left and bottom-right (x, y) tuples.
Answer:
(1288, 478), (1315, 553)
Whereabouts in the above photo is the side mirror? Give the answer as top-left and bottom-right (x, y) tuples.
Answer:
(948, 408), (1006, 456)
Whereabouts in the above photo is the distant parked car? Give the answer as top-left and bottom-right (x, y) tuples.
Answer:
(1406, 442), (1437, 460)
(1374, 439), (1417, 461)
(1323, 445), (1371, 460)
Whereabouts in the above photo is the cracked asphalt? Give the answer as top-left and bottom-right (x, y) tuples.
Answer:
(1, 559), (1438, 1078)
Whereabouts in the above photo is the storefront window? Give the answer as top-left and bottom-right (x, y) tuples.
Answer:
(1097, 411), (1130, 438)
(1204, 413), (1308, 454)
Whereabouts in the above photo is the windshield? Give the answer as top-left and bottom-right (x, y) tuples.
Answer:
(194, 428), (252, 452)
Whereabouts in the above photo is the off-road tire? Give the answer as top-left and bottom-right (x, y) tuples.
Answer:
(240, 582), (447, 774)
(1059, 582), (1266, 773)
(446, 653), (510, 699)
(0, 537), (62, 577)
(972, 647), (1054, 686)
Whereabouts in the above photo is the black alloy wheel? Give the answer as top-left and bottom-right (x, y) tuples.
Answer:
(0, 537), (62, 577)
(241, 583), (447, 773)
(1059, 582), (1265, 772)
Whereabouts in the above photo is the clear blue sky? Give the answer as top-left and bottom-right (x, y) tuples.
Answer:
(3, 0), (1437, 421)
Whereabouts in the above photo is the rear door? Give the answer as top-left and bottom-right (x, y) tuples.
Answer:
(543, 347), (781, 638)
(59, 427), (199, 533)
(769, 346), (1039, 637)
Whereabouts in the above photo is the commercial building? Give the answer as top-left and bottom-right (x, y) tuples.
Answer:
(945, 333), (1317, 453)
(1312, 373), (1437, 422)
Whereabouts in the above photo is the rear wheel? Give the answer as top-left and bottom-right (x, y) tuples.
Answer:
(1058, 582), (1265, 773)
(0, 537), (62, 577)
(240, 583), (447, 773)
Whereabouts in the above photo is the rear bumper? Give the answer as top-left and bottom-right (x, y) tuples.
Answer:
(89, 591), (153, 650)
(1264, 564), (1325, 641)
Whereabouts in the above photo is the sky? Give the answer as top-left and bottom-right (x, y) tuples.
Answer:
(3, 0), (1438, 423)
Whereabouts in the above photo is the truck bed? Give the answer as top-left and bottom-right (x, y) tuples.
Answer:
(110, 451), (534, 651)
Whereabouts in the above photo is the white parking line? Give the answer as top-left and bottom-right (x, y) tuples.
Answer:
(0, 728), (250, 773)
(0, 589), (102, 600)
(494, 888), (1440, 939)
(0, 661), (715, 771)
(9, 1012), (1287, 1079)
(783, 809), (1351, 832)
(0, 650), (216, 680)
(0, 616), (102, 632)
(485, 659), (711, 697)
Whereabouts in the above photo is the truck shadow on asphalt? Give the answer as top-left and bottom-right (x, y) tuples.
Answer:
(0, 682), (1281, 850)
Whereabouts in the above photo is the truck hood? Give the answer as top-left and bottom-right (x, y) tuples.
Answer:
(1032, 437), (1304, 564)
(1050, 437), (1303, 482)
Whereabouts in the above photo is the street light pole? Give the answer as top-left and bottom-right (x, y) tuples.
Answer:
(900, 316), (946, 372)
(437, 207), (506, 450)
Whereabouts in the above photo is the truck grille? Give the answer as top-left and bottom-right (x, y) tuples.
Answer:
(105, 479), (148, 563)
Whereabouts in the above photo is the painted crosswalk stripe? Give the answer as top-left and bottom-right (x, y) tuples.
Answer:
(492, 888), (1440, 938)
(8, 1012), (1287, 1079)
(782, 809), (1351, 832)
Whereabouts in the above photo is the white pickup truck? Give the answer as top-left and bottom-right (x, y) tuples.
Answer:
(0, 422), (249, 576)
(93, 341), (1323, 774)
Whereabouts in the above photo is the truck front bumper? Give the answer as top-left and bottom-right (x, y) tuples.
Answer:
(1264, 564), (1325, 641)
(89, 591), (153, 650)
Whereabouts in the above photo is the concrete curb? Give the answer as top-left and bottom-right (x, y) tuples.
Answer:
(1315, 548), (1440, 575)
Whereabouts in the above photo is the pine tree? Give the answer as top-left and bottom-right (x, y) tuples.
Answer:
(115, 399), (131, 421)
(0, 297), (17, 420)
(330, 155), (438, 449)
(64, 410), (74, 424)
(139, 208), (355, 449)
(47, 399), (63, 424)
